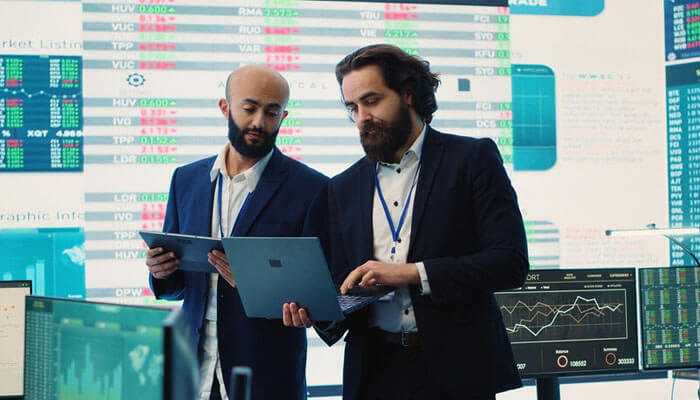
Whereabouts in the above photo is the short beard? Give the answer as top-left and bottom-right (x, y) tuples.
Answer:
(359, 102), (413, 163)
(227, 112), (278, 159)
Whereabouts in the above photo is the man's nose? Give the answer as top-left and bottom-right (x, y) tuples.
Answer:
(356, 106), (372, 126)
(250, 110), (265, 130)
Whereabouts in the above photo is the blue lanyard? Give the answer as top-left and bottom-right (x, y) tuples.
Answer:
(217, 172), (254, 238)
(374, 162), (421, 257)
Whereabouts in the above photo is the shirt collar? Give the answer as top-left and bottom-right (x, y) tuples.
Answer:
(408, 123), (427, 162)
(209, 143), (274, 191)
(378, 123), (427, 168)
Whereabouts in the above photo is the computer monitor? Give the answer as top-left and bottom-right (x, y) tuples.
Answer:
(0, 280), (31, 398)
(163, 308), (200, 400)
(0, 228), (85, 298)
(23, 296), (172, 400)
(639, 266), (700, 370)
(495, 268), (639, 378)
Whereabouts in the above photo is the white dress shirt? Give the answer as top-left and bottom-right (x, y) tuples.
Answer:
(199, 144), (272, 400)
(369, 125), (431, 333)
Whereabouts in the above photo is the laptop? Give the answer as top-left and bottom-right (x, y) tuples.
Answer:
(139, 231), (222, 273)
(221, 237), (393, 321)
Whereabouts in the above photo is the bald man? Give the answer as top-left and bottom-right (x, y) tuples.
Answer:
(146, 65), (327, 400)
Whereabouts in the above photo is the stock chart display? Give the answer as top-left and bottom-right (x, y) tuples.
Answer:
(639, 267), (700, 370)
(666, 62), (700, 267)
(23, 297), (170, 400)
(0, 55), (82, 171)
(495, 269), (638, 377)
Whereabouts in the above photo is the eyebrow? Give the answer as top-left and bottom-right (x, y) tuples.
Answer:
(344, 91), (380, 107)
(241, 98), (283, 110)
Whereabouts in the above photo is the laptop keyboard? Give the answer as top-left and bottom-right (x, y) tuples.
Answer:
(337, 294), (377, 313)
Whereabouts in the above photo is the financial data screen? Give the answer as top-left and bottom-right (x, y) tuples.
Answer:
(23, 296), (170, 400)
(0, 55), (82, 171)
(665, 0), (700, 62)
(639, 266), (700, 370)
(495, 269), (639, 377)
(666, 62), (700, 267)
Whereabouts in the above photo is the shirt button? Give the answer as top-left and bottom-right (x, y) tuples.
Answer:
(397, 238), (402, 243)
(396, 168), (402, 173)
(393, 201), (399, 207)
(404, 309), (410, 315)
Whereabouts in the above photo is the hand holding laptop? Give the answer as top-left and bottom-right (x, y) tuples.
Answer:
(282, 259), (416, 328)
(281, 283), (395, 328)
(282, 302), (313, 328)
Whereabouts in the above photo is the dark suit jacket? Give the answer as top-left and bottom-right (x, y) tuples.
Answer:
(305, 127), (529, 399)
(149, 147), (328, 400)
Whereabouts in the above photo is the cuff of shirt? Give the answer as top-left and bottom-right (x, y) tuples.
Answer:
(416, 262), (431, 295)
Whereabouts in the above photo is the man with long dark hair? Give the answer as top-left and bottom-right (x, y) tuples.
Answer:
(284, 44), (529, 400)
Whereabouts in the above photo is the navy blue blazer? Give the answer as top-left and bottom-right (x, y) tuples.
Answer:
(150, 147), (327, 400)
(305, 127), (529, 400)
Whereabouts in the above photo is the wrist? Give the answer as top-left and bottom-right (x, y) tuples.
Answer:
(406, 263), (420, 284)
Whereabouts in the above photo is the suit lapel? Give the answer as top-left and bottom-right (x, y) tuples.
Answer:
(335, 158), (375, 267)
(231, 148), (288, 236)
(408, 127), (444, 261)
(193, 158), (216, 237)
(358, 160), (375, 260)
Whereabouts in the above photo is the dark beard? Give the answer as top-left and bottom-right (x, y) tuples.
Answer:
(227, 112), (278, 159)
(360, 103), (413, 163)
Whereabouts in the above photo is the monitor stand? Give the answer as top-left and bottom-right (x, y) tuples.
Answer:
(536, 377), (560, 400)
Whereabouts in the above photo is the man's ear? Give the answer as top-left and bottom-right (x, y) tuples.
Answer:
(218, 98), (229, 117)
(401, 90), (414, 107)
(276, 110), (289, 131)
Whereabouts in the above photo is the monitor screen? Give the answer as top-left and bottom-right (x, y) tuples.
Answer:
(23, 296), (171, 400)
(0, 228), (85, 299)
(639, 266), (700, 370)
(0, 280), (31, 398)
(495, 268), (639, 378)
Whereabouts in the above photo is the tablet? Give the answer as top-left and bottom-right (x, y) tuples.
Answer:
(139, 231), (221, 273)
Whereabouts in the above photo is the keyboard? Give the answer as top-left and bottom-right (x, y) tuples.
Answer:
(337, 287), (394, 314)
(337, 294), (377, 313)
